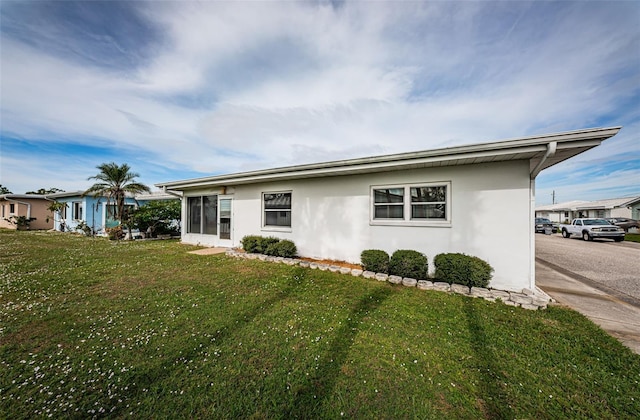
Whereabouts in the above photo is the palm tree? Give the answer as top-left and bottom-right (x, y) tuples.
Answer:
(84, 163), (151, 227)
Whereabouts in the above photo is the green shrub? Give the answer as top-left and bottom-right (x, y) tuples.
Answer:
(241, 235), (262, 253)
(265, 240), (297, 258)
(258, 236), (280, 254)
(433, 253), (494, 288)
(389, 250), (428, 279)
(360, 249), (390, 273)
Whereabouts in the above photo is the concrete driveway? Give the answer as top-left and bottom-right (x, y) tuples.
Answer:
(535, 234), (640, 354)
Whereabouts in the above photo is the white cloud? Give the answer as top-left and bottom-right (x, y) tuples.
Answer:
(1, 1), (638, 196)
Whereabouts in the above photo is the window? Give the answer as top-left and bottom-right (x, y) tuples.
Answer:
(9, 203), (15, 214)
(105, 204), (135, 228)
(263, 192), (291, 228)
(371, 182), (450, 225)
(73, 202), (83, 220)
(373, 188), (404, 219)
(1, 205), (4, 218)
(187, 195), (218, 234)
(410, 186), (446, 220)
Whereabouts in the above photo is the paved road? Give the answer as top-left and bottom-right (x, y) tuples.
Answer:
(535, 234), (640, 303)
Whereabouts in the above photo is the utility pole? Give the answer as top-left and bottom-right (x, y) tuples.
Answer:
(552, 190), (556, 204)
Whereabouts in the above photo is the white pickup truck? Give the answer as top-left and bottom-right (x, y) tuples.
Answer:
(560, 218), (625, 242)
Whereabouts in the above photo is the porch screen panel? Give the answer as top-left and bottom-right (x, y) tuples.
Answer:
(203, 195), (218, 235)
(220, 199), (231, 240)
(187, 197), (201, 233)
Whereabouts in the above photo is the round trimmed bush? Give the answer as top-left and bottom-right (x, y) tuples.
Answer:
(241, 235), (262, 253)
(274, 240), (297, 258)
(389, 250), (428, 279)
(360, 249), (390, 273)
(257, 236), (280, 254)
(433, 253), (494, 288)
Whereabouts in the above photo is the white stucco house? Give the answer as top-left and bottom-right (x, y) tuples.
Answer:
(536, 196), (640, 223)
(156, 127), (621, 292)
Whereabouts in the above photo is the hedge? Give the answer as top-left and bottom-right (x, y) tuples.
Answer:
(241, 235), (297, 258)
(389, 250), (428, 279)
(265, 240), (297, 258)
(360, 249), (390, 273)
(433, 253), (493, 288)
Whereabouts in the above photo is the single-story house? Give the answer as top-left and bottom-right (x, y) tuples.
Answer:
(156, 127), (621, 292)
(536, 196), (640, 223)
(45, 190), (180, 235)
(0, 194), (54, 230)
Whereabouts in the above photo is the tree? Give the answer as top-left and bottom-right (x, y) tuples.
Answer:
(128, 200), (181, 237)
(26, 187), (65, 195)
(47, 201), (68, 231)
(83, 163), (150, 225)
(0, 185), (12, 194)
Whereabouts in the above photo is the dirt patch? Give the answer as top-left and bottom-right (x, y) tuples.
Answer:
(298, 257), (362, 270)
(230, 248), (362, 270)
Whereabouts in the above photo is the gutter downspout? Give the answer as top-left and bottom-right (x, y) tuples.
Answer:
(161, 186), (183, 198)
(528, 141), (557, 292)
(530, 141), (557, 179)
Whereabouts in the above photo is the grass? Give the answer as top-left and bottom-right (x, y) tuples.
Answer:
(1, 230), (639, 419)
(625, 233), (640, 243)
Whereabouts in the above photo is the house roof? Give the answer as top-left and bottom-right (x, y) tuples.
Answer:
(574, 196), (640, 210)
(156, 126), (622, 191)
(535, 200), (589, 212)
(46, 190), (146, 200)
(0, 194), (52, 200)
(535, 196), (640, 212)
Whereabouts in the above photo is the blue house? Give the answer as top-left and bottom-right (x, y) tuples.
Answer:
(46, 190), (179, 236)
(45, 191), (138, 234)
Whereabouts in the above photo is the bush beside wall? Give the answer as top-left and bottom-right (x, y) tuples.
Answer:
(241, 235), (297, 258)
(360, 250), (390, 274)
(433, 253), (494, 288)
(389, 250), (428, 280)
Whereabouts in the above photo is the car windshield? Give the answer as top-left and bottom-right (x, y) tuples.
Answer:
(583, 219), (612, 226)
(536, 218), (551, 223)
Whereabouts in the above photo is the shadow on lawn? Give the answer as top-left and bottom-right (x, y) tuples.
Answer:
(111, 265), (308, 416)
(284, 286), (394, 417)
(463, 299), (513, 419)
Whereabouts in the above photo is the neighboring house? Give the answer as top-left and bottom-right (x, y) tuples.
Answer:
(45, 190), (180, 235)
(0, 194), (54, 230)
(45, 191), (140, 234)
(156, 127), (621, 292)
(536, 196), (640, 223)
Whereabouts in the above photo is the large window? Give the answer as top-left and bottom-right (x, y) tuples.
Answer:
(187, 195), (218, 234)
(371, 182), (450, 225)
(263, 192), (291, 228)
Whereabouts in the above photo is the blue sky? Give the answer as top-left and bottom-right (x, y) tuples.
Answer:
(1, 1), (638, 205)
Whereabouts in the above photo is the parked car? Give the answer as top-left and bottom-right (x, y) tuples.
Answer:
(560, 218), (625, 241)
(605, 217), (640, 232)
(534, 217), (557, 233)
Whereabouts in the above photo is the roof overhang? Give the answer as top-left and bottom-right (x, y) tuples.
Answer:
(156, 126), (621, 191)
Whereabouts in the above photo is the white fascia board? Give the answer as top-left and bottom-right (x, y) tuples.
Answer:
(156, 126), (621, 191)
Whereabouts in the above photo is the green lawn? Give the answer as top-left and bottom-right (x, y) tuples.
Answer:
(625, 232), (640, 243)
(1, 230), (639, 419)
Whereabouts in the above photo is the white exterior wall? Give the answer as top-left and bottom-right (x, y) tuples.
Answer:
(181, 160), (533, 292)
(610, 207), (632, 218)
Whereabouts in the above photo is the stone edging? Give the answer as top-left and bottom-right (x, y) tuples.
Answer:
(226, 250), (554, 310)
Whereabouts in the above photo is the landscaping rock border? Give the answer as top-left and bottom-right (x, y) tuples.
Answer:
(226, 250), (553, 310)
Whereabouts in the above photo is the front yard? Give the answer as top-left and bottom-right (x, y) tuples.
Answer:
(1, 230), (639, 418)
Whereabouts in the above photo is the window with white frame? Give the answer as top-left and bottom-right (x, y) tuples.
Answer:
(73, 202), (83, 220)
(263, 192), (292, 228)
(371, 182), (450, 225)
